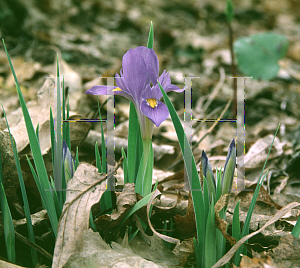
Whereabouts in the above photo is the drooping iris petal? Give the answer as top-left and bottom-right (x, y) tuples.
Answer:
(140, 99), (169, 127)
(85, 85), (115, 95)
(86, 85), (133, 100)
(122, 49), (148, 103)
(166, 84), (185, 93)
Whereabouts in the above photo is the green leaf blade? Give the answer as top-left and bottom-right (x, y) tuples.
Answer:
(204, 195), (216, 268)
(158, 81), (205, 267)
(2, 39), (58, 236)
(147, 21), (154, 49)
(234, 33), (289, 80)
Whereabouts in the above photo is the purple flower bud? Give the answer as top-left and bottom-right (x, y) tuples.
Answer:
(201, 150), (216, 200)
(221, 139), (236, 195)
(63, 140), (75, 182)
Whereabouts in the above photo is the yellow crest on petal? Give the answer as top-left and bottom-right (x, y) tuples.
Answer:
(112, 87), (122, 92)
(147, 99), (157, 108)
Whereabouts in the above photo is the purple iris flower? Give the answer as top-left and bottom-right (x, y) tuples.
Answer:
(85, 46), (184, 140)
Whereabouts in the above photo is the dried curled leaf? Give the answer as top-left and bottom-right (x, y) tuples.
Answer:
(212, 202), (300, 268)
(52, 158), (123, 268)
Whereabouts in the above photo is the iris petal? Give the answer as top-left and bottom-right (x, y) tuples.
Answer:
(140, 99), (169, 127)
(115, 72), (129, 93)
(166, 84), (185, 93)
(85, 85), (116, 95)
(146, 49), (159, 86)
(135, 46), (150, 60)
(158, 70), (171, 89)
(142, 84), (153, 99)
(85, 85), (134, 101)
(122, 49), (148, 103)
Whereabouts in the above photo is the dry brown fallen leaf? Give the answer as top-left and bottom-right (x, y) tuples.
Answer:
(7, 78), (90, 156)
(0, 260), (27, 268)
(52, 158), (123, 268)
(212, 201), (300, 268)
(8, 78), (55, 153)
(239, 254), (276, 268)
(238, 135), (284, 170)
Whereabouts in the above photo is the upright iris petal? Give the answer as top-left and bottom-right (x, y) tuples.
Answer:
(85, 46), (184, 140)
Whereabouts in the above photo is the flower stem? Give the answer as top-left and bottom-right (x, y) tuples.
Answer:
(141, 138), (152, 196)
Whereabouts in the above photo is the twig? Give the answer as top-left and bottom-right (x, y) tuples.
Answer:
(228, 21), (237, 117)
(202, 67), (226, 113)
(0, 223), (53, 260)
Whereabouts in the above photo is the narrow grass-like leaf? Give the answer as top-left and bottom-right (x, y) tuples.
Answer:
(232, 200), (241, 241)
(0, 183), (16, 263)
(99, 107), (112, 211)
(193, 238), (201, 268)
(203, 176), (209, 229)
(36, 123), (39, 144)
(75, 146), (79, 170)
(0, 150), (3, 187)
(292, 216), (300, 239)
(2, 105), (38, 266)
(95, 141), (102, 173)
(159, 81), (205, 267)
(205, 195), (216, 268)
(49, 175), (62, 217)
(50, 107), (55, 171)
(97, 97), (106, 174)
(215, 165), (227, 261)
(66, 95), (70, 149)
(0, 149), (16, 263)
(62, 77), (66, 146)
(147, 21), (154, 49)
(202, 151), (216, 202)
(2, 39), (58, 236)
(233, 124), (279, 265)
(128, 227), (139, 243)
(222, 139), (236, 195)
(54, 55), (63, 205)
(216, 225), (225, 262)
(121, 147), (129, 184)
(135, 139), (153, 196)
(127, 102), (143, 184)
(225, 0), (234, 23)
(0, 149), (4, 202)
(63, 93), (71, 150)
(216, 168), (222, 202)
